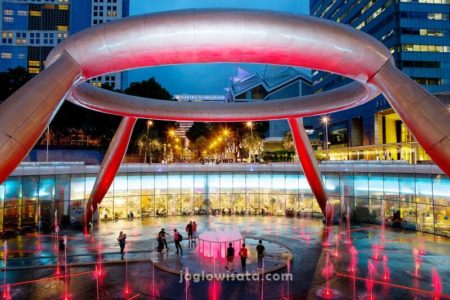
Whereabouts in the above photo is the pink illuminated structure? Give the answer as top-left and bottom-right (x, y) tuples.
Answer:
(198, 229), (243, 259)
(0, 9), (448, 225)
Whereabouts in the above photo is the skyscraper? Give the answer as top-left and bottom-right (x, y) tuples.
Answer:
(309, 0), (450, 162)
(0, 0), (130, 89)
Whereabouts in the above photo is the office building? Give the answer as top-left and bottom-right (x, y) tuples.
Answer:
(0, 0), (129, 89)
(309, 0), (450, 162)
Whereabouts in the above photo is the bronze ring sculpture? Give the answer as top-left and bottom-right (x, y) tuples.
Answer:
(0, 10), (448, 226)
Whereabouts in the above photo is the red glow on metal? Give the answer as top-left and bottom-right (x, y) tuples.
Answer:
(288, 118), (328, 217)
(85, 117), (136, 224)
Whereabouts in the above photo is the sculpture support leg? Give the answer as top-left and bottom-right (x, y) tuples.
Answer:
(0, 52), (81, 184)
(84, 116), (136, 231)
(288, 118), (329, 217)
(370, 62), (450, 177)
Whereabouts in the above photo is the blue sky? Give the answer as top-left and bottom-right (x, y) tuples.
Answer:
(128, 0), (309, 95)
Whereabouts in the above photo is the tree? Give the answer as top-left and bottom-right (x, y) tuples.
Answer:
(124, 77), (175, 155)
(283, 131), (294, 151)
(189, 136), (208, 162)
(241, 133), (264, 163)
(137, 134), (162, 163)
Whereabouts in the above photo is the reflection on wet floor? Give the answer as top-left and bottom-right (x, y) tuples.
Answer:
(1, 215), (449, 299)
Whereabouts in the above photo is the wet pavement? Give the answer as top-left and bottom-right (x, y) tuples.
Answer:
(1, 215), (449, 299)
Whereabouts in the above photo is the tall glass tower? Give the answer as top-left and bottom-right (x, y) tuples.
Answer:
(0, 0), (130, 89)
(309, 0), (450, 161)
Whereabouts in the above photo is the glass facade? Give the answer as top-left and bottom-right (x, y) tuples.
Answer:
(0, 0), (129, 88)
(1, 164), (449, 237)
(308, 0), (450, 150)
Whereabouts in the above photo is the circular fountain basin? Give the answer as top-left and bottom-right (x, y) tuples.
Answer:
(198, 229), (244, 258)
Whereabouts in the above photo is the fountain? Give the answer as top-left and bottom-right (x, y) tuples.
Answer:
(366, 260), (376, 300)
(3, 241), (10, 300)
(406, 248), (423, 278)
(37, 202), (42, 251)
(432, 268), (442, 300)
(300, 219), (311, 241)
(316, 252), (341, 299)
(198, 229), (243, 259)
(380, 201), (386, 248)
(124, 248), (130, 296)
(343, 206), (352, 245)
(349, 245), (358, 274)
(63, 235), (69, 300)
(382, 254), (390, 281)
(96, 215), (103, 277)
(322, 202), (334, 248)
(371, 244), (382, 261)
(55, 210), (60, 276)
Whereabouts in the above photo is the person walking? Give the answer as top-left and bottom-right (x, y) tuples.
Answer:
(239, 243), (248, 272)
(158, 228), (169, 251)
(192, 221), (198, 244)
(256, 239), (265, 271)
(225, 242), (235, 271)
(174, 229), (183, 255)
(58, 237), (66, 266)
(185, 221), (193, 243)
(117, 231), (127, 260)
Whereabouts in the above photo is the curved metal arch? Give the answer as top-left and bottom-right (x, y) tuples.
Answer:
(69, 81), (379, 122)
(0, 9), (448, 224)
(46, 9), (391, 82)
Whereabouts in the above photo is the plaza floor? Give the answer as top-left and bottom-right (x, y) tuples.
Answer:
(1, 215), (449, 299)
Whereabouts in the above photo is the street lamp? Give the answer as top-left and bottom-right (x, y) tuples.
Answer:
(246, 121), (254, 163)
(246, 121), (254, 138)
(145, 120), (153, 163)
(321, 116), (330, 156)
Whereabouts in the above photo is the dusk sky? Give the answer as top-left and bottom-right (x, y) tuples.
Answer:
(129, 0), (309, 96)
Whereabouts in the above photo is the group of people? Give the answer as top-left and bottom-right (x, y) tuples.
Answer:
(117, 222), (267, 273)
(156, 221), (198, 255)
(226, 239), (266, 272)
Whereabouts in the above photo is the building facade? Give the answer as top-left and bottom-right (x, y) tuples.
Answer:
(228, 66), (312, 139)
(309, 0), (450, 162)
(0, 0), (130, 89)
(1, 162), (449, 237)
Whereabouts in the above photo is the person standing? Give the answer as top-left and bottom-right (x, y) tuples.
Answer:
(58, 237), (66, 266)
(117, 231), (127, 260)
(225, 242), (235, 271)
(174, 229), (183, 255)
(158, 228), (169, 251)
(256, 239), (265, 270)
(192, 221), (198, 244)
(185, 221), (193, 243)
(239, 243), (248, 272)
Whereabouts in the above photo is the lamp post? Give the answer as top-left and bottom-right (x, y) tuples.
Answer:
(145, 120), (153, 163)
(321, 116), (330, 160)
(246, 121), (254, 163)
(222, 128), (230, 162)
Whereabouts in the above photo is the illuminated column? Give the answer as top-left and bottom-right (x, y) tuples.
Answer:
(0, 52), (81, 184)
(288, 118), (328, 217)
(370, 61), (450, 177)
(84, 117), (137, 229)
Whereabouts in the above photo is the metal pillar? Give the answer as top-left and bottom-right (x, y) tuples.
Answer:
(370, 61), (450, 177)
(84, 117), (136, 231)
(0, 52), (81, 184)
(288, 118), (329, 218)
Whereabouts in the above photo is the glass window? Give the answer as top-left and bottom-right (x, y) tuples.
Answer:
(128, 175), (141, 196)
(113, 175), (128, 197)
